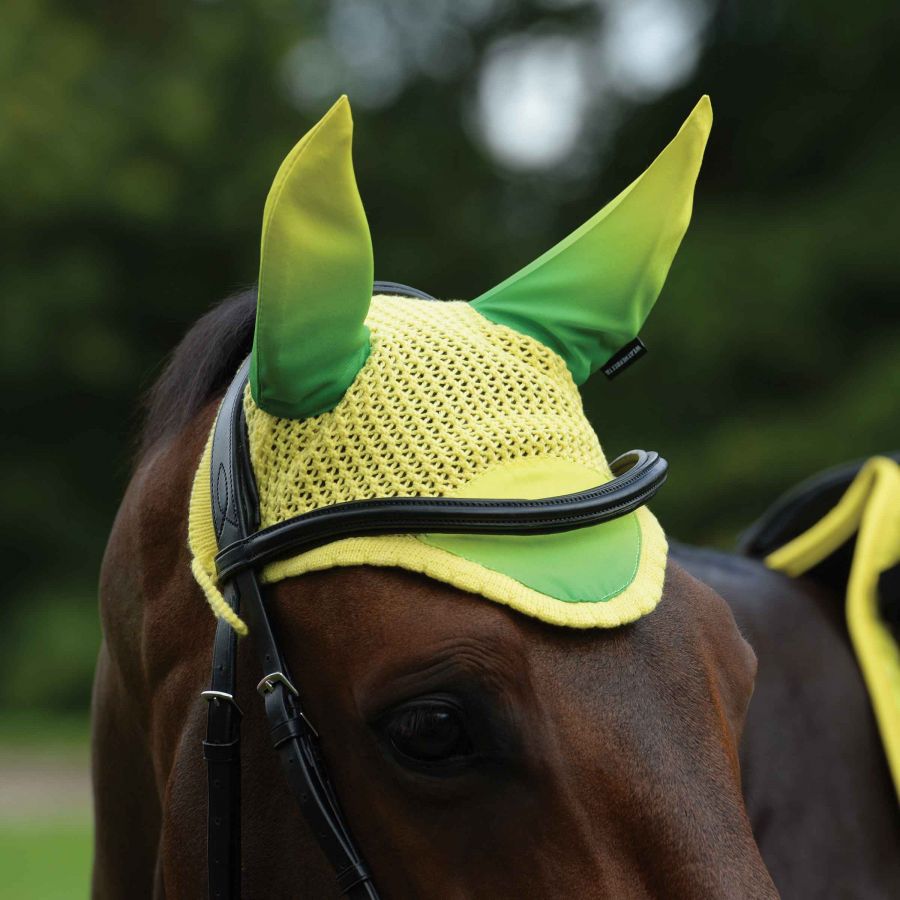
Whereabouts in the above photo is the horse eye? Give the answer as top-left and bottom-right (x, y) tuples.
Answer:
(381, 699), (474, 767)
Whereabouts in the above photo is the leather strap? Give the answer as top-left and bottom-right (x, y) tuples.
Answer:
(203, 596), (242, 900)
(203, 357), (254, 900)
(372, 280), (435, 301)
(214, 449), (667, 581)
(206, 357), (379, 899)
(235, 566), (379, 899)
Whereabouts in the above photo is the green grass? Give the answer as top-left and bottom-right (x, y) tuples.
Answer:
(0, 713), (92, 899)
(0, 819), (92, 900)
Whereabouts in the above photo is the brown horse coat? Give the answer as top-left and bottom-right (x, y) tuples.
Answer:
(93, 298), (777, 896)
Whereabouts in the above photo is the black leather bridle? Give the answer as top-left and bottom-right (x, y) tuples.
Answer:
(201, 283), (668, 899)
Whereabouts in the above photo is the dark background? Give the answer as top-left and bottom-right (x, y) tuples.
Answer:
(1, 0), (897, 725)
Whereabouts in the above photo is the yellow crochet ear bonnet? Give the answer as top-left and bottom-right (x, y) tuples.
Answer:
(189, 95), (712, 635)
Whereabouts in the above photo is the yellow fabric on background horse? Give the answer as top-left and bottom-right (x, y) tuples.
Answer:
(767, 456), (900, 800)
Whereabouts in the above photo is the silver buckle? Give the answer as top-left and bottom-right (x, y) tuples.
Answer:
(201, 689), (243, 716)
(256, 671), (299, 697)
(256, 672), (319, 738)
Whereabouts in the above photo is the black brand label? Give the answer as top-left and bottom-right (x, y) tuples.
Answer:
(602, 338), (647, 379)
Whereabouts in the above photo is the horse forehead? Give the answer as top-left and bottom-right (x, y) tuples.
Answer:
(273, 564), (704, 696)
(277, 565), (533, 669)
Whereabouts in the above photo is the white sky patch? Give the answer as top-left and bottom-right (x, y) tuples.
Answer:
(281, 0), (711, 170)
(282, 37), (346, 109)
(476, 34), (588, 171)
(601, 0), (710, 101)
(474, 0), (711, 170)
(282, 0), (502, 112)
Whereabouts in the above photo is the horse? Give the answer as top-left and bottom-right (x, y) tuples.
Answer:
(92, 288), (900, 899)
(677, 533), (900, 896)
(93, 286), (777, 898)
(91, 95), (898, 898)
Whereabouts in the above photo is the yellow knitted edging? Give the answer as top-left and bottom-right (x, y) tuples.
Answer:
(192, 557), (248, 636)
(187, 424), (249, 635)
(261, 506), (667, 628)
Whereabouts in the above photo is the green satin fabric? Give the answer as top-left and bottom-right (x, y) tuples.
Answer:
(472, 96), (712, 385)
(421, 459), (642, 603)
(250, 94), (711, 418)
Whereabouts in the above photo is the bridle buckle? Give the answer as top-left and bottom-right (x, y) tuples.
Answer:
(257, 671), (320, 740)
(200, 689), (243, 717)
(256, 670), (299, 698)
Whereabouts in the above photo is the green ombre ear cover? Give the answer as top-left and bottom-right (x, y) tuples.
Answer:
(250, 96), (374, 419)
(472, 96), (712, 383)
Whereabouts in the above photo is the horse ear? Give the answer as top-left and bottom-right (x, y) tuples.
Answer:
(250, 95), (374, 419)
(472, 95), (712, 385)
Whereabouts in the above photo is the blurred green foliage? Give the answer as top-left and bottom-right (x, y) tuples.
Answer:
(0, 821), (92, 899)
(0, 0), (897, 719)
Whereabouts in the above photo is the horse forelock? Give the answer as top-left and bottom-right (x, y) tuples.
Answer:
(137, 287), (257, 461)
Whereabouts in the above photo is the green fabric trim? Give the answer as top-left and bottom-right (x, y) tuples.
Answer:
(418, 457), (643, 603)
(472, 96), (711, 385)
(421, 513), (641, 603)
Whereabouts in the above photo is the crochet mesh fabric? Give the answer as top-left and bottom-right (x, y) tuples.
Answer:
(189, 293), (668, 636)
(244, 294), (611, 526)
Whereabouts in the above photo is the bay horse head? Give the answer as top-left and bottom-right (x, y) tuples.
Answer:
(93, 95), (777, 898)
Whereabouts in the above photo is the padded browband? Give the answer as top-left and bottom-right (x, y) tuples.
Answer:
(213, 376), (668, 581)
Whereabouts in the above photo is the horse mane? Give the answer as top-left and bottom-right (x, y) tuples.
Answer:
(138, 287), (257, 460)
